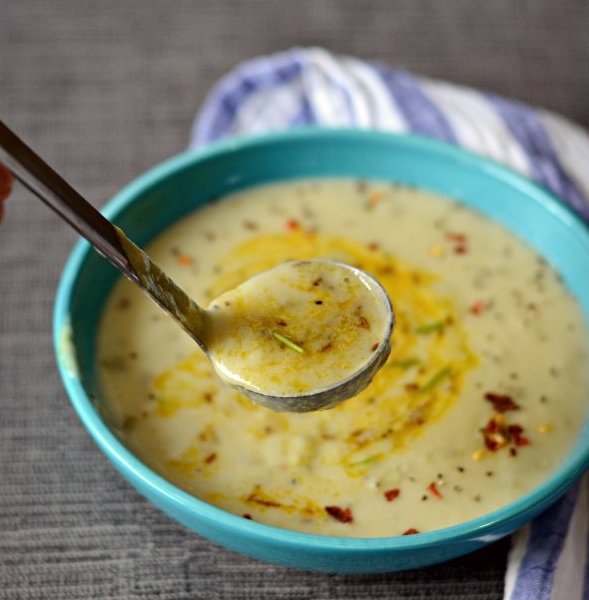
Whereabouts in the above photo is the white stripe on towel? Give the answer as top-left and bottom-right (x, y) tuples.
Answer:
(539, 110), (589, 201)
(550, 478), (588, 600)
(420, 79), (532, 177)
(505, 525), (531, 600)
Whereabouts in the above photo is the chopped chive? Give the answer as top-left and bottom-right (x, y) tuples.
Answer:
(271, 331), (305, 354)
(419, 367), (452, 394)
(390, 357), (421, 369)
(349, 454), (380, 467)
(415, 320), (446, 335)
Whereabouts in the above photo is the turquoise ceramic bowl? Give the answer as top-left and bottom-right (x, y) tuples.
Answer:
(54, 129), (589, 573)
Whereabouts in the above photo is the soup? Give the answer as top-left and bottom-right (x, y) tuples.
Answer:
(97, 180), (589, 537)
(204, 259), (392, 403)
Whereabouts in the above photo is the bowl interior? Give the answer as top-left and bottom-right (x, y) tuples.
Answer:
(56, 129), (589, 549)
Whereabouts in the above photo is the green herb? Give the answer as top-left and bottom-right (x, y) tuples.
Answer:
(349, 454), (380, 467)
(419, 367), (452, 394)
(390, 357), (421, 369)
(271, 331), (305, 354)
(415, 320), (446, 335)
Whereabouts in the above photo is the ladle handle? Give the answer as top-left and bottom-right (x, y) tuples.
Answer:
(0, 119), (137, 280)
(0, 119), (207, 350)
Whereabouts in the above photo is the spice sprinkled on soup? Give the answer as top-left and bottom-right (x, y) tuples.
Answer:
(98, 180), (589, 537)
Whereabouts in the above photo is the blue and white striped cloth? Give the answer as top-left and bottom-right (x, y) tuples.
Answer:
(189, 48), (589, 599)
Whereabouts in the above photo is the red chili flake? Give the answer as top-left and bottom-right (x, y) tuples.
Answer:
(446, 232), (467, 244)
(276, 319), (288, 327)
(243, 220), (258, 230)
(509, 447), (518, 457)
(176, 253), (194, 266)
(384, 488), (401, 502)
(371, 342), (380, 352)
(427, 482), (443, 500)
(325, 506), (354, 523)
(470, 299), (486, 315)
(483, 417), (500, 434)
(446, 232), (469, 255)
(402, 528), (420, 535)
(204, 452), (217, 464)
(484, 432), (507, 452)
(242, 513), (253, 520)
(481, 413), (531, 452)
(285, 218), (301, 231)
(358, 316), (371, 329)
(404, 383), (419, 393)
(481, 416), (510, 451)
(368, 242), (380, 251)
(367, 191), (384, 206)
(320, 342), (333, 353)
(312, 277), (323, 287)
(484, 392), (520, 413)
(508, 424), (531, 447)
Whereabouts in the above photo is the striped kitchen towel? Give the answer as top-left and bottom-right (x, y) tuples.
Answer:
(189, 48), (589, 599)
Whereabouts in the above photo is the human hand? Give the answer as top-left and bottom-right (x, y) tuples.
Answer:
(0, 163), (13, 223)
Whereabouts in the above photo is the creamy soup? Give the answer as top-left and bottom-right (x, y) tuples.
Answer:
(97, 180), (589, 537)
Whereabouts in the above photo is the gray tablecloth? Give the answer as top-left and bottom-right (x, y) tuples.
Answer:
(2, 2), (588, 598)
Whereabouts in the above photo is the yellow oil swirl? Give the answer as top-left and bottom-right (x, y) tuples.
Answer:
(148, 231), (478, 487)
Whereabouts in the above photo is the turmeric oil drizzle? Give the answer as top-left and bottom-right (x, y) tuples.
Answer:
(150, 232), (477, 500)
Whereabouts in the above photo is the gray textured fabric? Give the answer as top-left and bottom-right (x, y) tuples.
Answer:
(2, 1), (587, 598)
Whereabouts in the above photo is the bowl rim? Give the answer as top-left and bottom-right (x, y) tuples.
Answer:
(54, 127), (589, 551)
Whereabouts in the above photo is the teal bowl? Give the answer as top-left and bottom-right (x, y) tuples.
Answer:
(53, 129), (589, 573)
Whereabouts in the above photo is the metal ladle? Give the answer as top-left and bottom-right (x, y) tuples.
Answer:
(0, 120), (394, 412)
